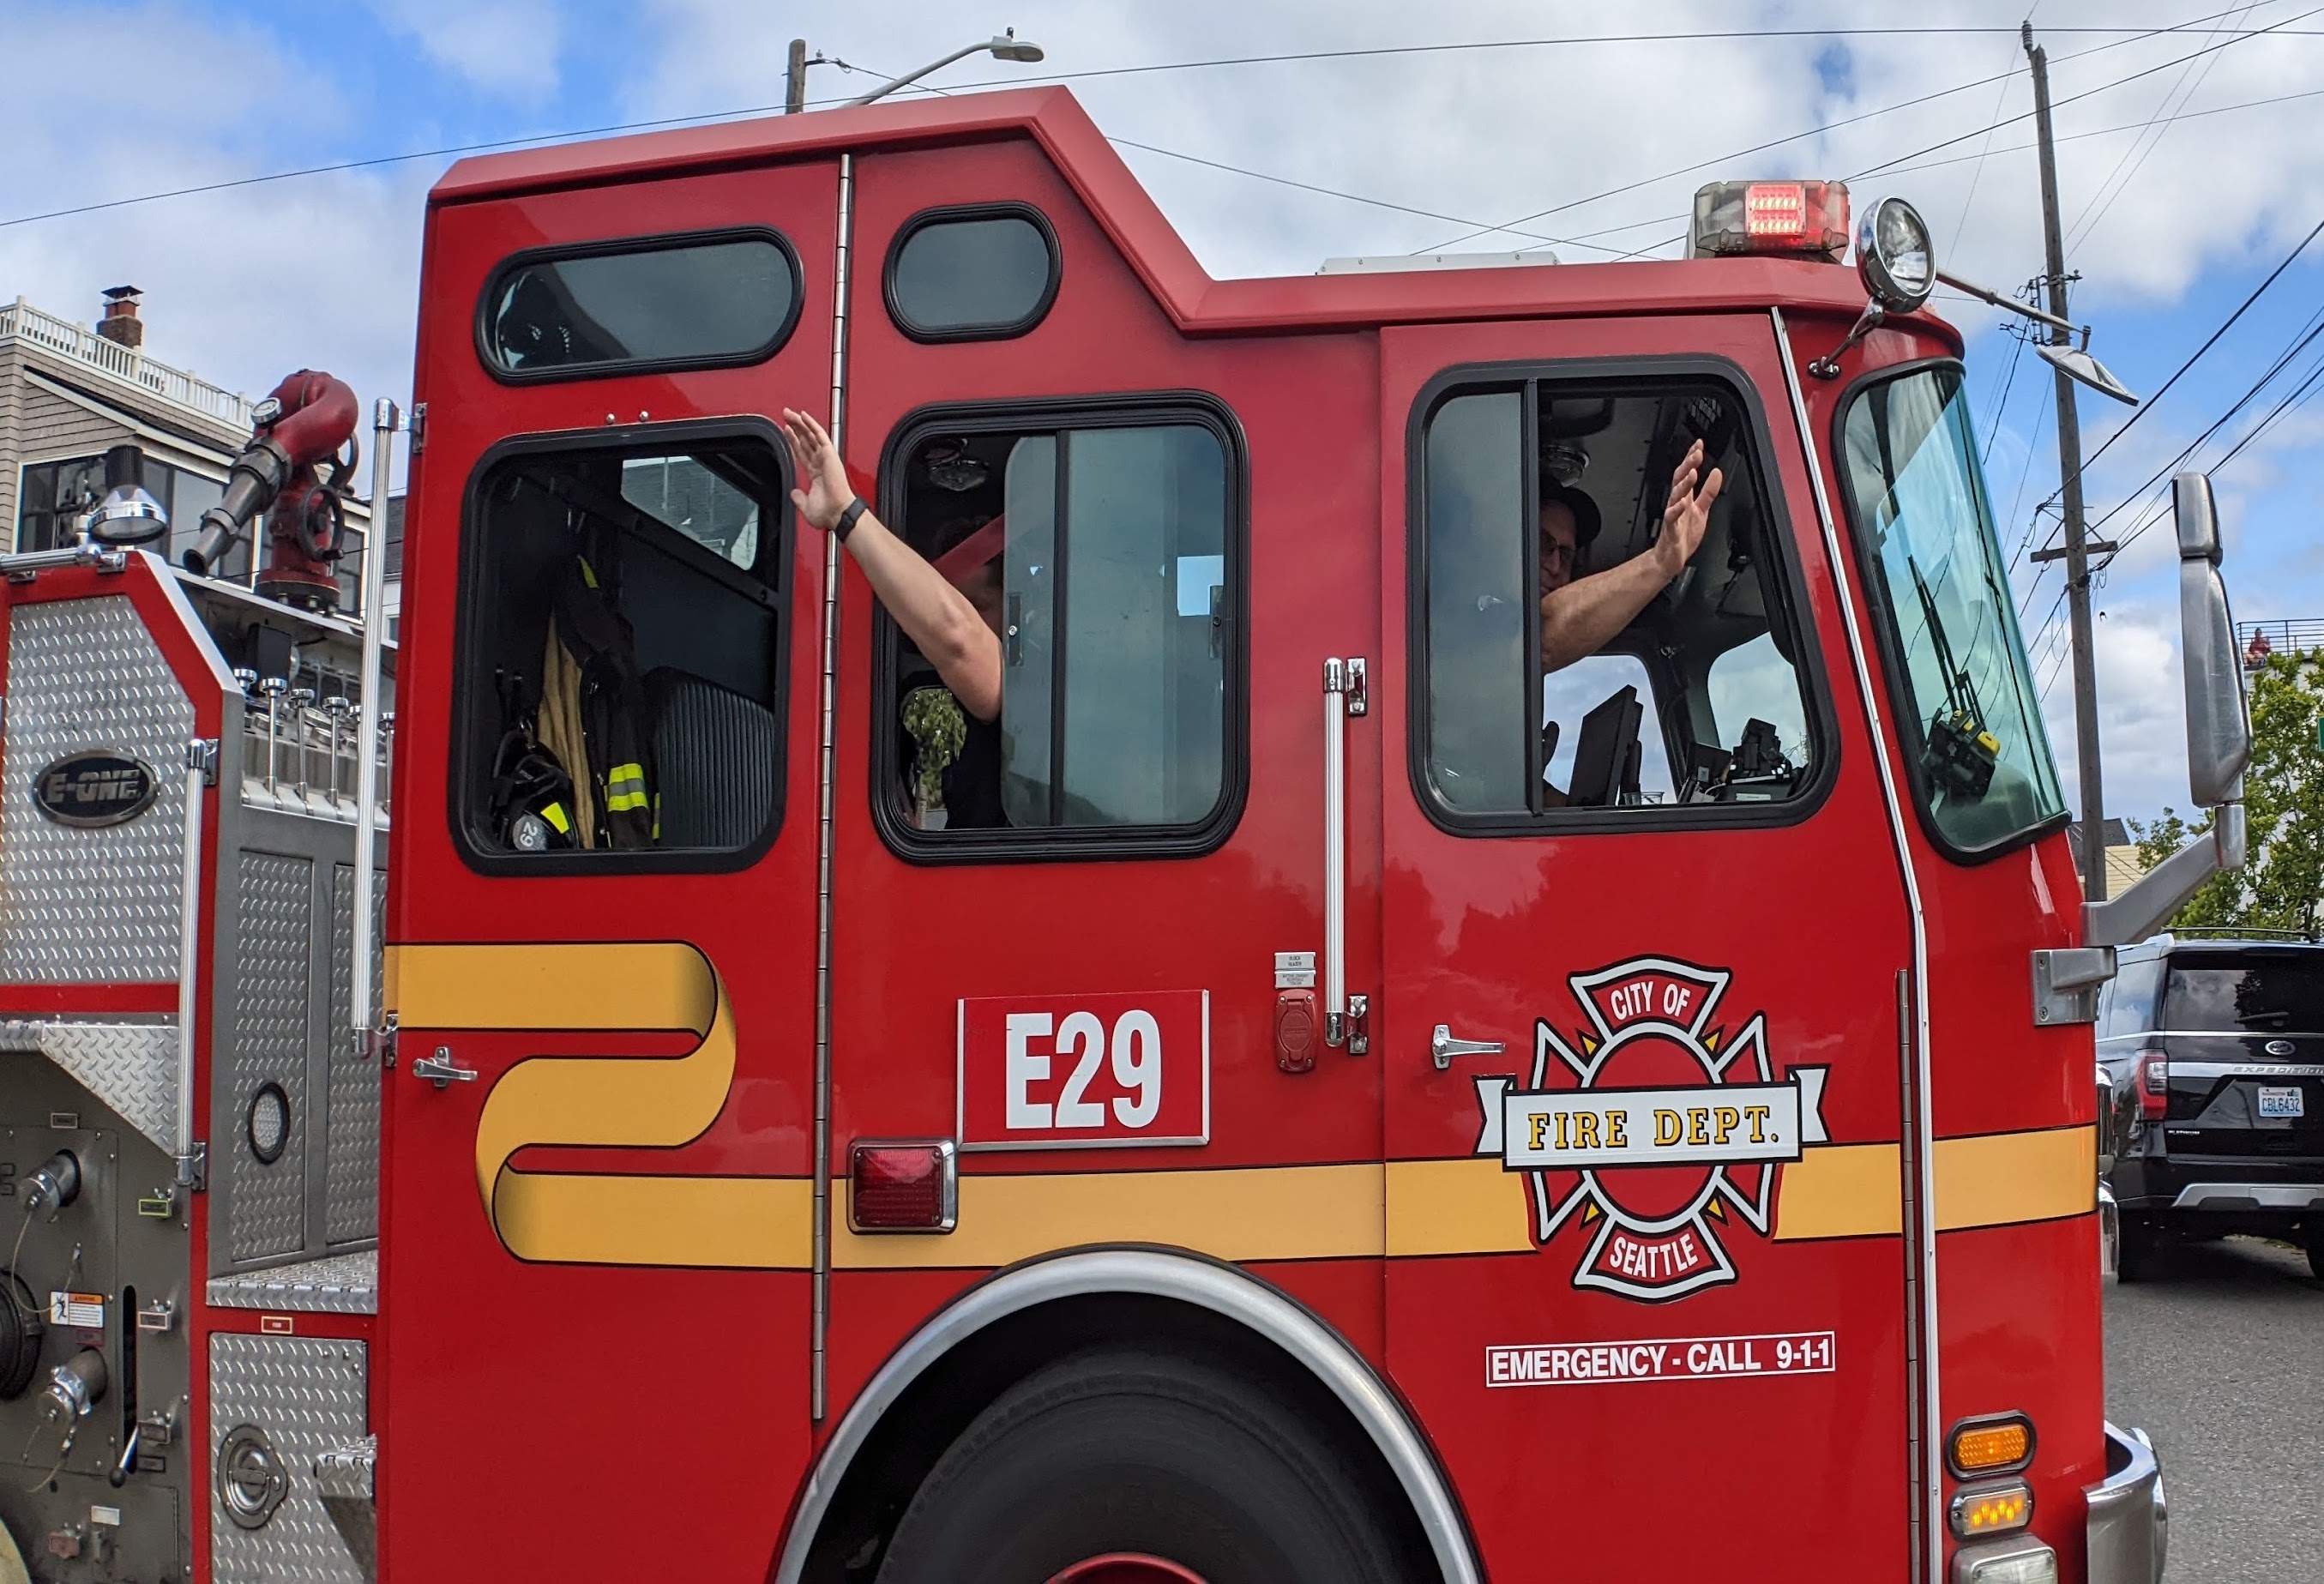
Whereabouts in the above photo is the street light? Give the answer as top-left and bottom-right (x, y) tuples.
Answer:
(843, 30), (1045, 107)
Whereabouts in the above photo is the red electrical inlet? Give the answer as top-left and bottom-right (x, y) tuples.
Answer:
(848, 1141), (957, 1233)
(2138, 1051), (2170, 1120)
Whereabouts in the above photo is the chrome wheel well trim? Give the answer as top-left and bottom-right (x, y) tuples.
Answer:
(770, 1247), (1482, 1584)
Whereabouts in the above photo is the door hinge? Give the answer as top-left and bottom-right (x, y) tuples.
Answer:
(363, 1013), (399, 1070)
(1345, 993), (1370, 1056)
(407, 402), (427, 455)
(186, 738), (220, 786)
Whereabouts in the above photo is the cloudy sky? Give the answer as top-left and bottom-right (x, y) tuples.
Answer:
(6, 0), (2321, 825)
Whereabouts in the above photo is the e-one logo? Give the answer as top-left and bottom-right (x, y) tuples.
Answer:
(30, 751), (160, 828)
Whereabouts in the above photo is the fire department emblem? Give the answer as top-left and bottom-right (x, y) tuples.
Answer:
(1472, 956), (1827, 1303)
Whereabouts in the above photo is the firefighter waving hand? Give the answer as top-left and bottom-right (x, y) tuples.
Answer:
(1538, 437), (1723, 673)
(782, 407), (1009, 825)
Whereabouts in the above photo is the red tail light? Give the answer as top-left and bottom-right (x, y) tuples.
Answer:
(2137, 1052), (2170, 1120)
(848, 1141), (958, 1233)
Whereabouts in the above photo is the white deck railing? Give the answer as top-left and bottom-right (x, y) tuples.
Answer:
(1, 296), (252, 431)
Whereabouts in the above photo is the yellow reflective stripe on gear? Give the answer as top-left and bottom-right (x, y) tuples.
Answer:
(579, 557), (599, 589)
(540, 802), (571, 834)
(605, 762), (648, 813)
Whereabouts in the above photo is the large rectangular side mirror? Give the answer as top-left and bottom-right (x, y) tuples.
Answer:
(2076, 472), (2254, 954)
(2174, 472), (2253, 806)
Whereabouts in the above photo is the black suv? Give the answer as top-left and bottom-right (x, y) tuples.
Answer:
(2098, 935), (2324, 1281)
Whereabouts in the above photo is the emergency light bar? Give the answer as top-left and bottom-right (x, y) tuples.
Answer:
(1689, 180), (1850, 261)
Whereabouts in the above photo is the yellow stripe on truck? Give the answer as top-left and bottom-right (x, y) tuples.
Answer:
(384, 942), (2097, 1271)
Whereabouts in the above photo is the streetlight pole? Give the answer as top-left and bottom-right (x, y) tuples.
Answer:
(2024, 21), (2113, 903)
(785, 30), (1045, 114)
(845, 30), (1044, 107)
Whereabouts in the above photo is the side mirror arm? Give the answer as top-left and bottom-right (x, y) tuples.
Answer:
(2084, 802), (2246, 949)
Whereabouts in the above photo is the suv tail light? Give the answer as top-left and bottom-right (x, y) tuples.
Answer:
(2137, 1051), (2170, 1120)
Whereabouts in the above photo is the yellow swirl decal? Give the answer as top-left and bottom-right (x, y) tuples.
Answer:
(390, 942), (810, 1268)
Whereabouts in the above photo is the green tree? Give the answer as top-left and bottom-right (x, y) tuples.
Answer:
(2130, 650), (2324, 937)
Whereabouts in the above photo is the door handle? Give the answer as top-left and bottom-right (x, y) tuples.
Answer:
(1430, 1024), (1507, 1071)
(412, 1046), (477, 1089)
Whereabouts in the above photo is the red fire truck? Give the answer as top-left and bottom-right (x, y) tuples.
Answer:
(1, 85), (2241, 1583)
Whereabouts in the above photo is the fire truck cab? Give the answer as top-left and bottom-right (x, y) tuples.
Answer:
(5, 84), (2233, 1584)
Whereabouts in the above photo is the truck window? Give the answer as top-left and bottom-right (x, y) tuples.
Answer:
(454, 425), (787, 870)
(874, 405), (1241, 858)
(479, 228), (802, 381)
(884, 204), (1061, 341)
(1837, 363), (2066, 858)
(1415, 372), (1824, 824)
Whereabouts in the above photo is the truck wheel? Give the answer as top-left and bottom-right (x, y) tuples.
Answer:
(876, 1345), (1414, 1584)
(2116, 1213), (2163, 1282)
(2306, 1236), (2323, 1284)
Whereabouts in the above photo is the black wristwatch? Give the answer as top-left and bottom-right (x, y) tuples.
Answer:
(834, 497), (869, 543)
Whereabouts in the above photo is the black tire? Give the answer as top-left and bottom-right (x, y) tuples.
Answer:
(2116, 1212), (2163, 1282)
(876, 1345), (1414, 1584)
(2307, 1236), (2323, 1284)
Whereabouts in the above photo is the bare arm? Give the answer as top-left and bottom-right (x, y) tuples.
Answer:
(1541, 439), (1724, 672)
(783, 408), (1003, 722)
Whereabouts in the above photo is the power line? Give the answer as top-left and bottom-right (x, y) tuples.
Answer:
(6, 7), (2307, 249)
(923, 20), (2324, 99)
(2064, 0), (2259, 252)
(1845, 4), (2324, 185)
(2078, 214), (2324, 479)
(1424, 6), (2284, 252)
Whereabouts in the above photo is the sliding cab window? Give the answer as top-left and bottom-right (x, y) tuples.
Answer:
(1415, 369), (1828, 830)
(455, 426), (788, 873)
(1836, 363), (2066, 859)
(874, 403), (1243, 859)
(479, 228), (802, 381)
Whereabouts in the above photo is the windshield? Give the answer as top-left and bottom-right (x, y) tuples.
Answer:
(2164, 955), (2324, 1035)
(1839, 364), (2065, 855)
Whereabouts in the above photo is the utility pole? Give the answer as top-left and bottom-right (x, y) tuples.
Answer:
(786, 38), (810, 113)
(2024, 22), (2112, 902)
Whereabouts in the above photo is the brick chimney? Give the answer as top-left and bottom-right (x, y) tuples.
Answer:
(95, 285), (143, 350)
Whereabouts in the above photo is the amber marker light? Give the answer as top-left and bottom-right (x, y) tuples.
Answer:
(1948, 1413), (2036, 1477)
(1949, 1480), (2034, 1539)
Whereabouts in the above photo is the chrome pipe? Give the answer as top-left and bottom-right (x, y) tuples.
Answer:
(351, 400), (397, 1041)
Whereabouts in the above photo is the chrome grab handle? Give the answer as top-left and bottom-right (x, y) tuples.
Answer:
(412, 1047), (476, 1089)
(1431, 1024), (1506, 1071)
(1321, 657), (1367, 1047)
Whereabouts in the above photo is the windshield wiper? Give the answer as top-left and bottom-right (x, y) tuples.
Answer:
(1908, 556), (2000, 800)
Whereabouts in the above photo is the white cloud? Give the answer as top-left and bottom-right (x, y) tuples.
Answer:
(1, 3), (424, 476)
(364, 0), (565, 101)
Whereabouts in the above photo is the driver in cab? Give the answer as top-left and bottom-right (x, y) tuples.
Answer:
(1542, 437), (1723, 672)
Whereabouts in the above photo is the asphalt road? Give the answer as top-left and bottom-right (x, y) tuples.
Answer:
(2104, 1235), (2324, 1584)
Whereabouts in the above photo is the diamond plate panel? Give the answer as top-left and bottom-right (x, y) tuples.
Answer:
(209, 1334), (369, 1584)
(323, 864), (382, 1245)
(0, 596), (195, 982)
(0, 1019), (178, 1153)
(207, 1247), (376, 1315)
(226, 852), (310, 1262)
